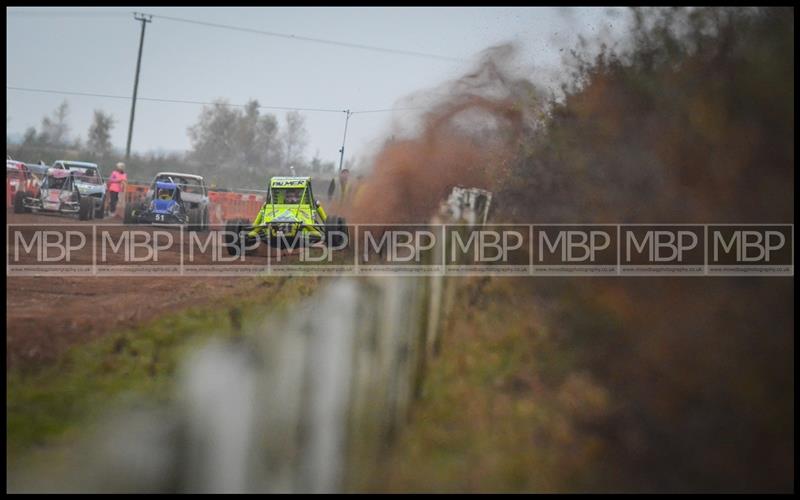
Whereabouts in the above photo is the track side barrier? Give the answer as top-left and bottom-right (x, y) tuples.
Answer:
(119, 183), (265, 224)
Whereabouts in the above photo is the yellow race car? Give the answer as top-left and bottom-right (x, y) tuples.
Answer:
(224, 176), (348, 256)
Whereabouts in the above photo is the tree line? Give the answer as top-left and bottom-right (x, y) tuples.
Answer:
(6, 98), (338, 190)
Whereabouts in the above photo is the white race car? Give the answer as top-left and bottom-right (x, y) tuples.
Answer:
(53, 161), (107, 218)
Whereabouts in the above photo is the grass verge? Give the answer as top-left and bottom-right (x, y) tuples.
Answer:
(7, 275), (323, 466)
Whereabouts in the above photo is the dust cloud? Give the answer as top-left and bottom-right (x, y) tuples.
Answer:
(343, 43), (543, 224)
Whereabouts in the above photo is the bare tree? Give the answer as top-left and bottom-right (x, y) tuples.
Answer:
(87, 110), (115, 156)
(282, 111), (308, 170)
(21, 127), (37, 147)
(235, 100), (261, 167)
(40, 100), (71, 146)
(187, 99), (240, 168)
(188, 97), (287, 179)
(256, 113), (283, 171)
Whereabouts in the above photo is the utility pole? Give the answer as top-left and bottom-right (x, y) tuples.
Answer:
(337, 109), (352, 173)
(125, 12), (152, 160)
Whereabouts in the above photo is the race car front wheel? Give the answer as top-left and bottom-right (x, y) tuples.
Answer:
(123, 204), (136, 224)
(187, 208), (199, 232)
(94, 198), (104, 219)
(78, 197), (94, 221)
(187, 208), (208, 232)
(224, 219), (253, 256)
(13, 191), (30, 214)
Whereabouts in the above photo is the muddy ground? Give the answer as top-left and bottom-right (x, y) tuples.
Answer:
(5, 210), (308, 370)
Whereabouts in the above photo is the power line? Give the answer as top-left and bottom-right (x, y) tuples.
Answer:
(143, 12), (466, 63)
(9, 8), (466, 63)
(7, 86), (432, 115)
(351, 107), (426, 114)
(7, 9), (126, 18)
(6, 86), (348, 114)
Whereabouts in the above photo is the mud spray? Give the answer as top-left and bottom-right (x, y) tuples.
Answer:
(343, 44), (544, 224)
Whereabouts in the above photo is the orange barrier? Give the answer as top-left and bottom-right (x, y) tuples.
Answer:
(122, 182), (265, 224)
(208, 191), (264, 225)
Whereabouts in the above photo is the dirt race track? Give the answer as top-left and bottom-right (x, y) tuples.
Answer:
(6, 210), (304, 370)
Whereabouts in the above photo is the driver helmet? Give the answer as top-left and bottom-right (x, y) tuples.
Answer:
(285, 190), (300, 203)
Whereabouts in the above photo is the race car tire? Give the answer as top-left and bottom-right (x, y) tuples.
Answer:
(326, 215), (349, 247)
(189, 207), (208, 232)
(228, 218), (259, 255)
(193, 208), (208, 232)
(240, 219), (260, 255)
(124, 204), (136, 224)
(222, 219), (255, 256)
(14, 191), (30, 214)
(79, 197), (94, 221)
(94, 198), (105, 219)
(244, 235), (260, 255)
(224, 219), (244, 256)
(187, 208), (200, 232)
(136, 202), (148, 223)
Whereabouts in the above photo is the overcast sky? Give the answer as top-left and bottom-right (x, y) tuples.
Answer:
(7, 6), (630, 166)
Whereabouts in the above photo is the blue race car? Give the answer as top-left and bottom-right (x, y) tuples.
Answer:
(124, 181), (190, 225)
